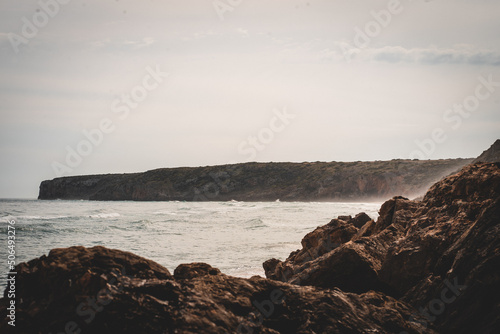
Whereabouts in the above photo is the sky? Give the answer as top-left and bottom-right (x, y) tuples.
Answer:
(0, 0), (499, 198)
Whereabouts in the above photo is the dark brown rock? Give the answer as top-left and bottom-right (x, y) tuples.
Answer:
(0, 246), (434, 334)
(263, 216), (359, 284)
(473, 139), (500, 163)
(264, 196), (418, 295)
(352, 212), (371, 228)
(174, 262), (221, 280)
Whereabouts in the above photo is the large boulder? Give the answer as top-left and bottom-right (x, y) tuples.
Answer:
(264, 196), (420, 294)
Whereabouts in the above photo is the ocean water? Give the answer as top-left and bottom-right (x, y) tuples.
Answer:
(0, 199), (381, 289)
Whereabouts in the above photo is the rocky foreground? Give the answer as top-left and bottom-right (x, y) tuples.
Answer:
(2, 162), (499, 333)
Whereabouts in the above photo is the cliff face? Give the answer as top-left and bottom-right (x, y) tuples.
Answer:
(264, 162), (500, 334)
(39, 159), (472, 201)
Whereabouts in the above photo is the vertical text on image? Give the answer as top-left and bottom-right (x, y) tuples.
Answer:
(6, 219), (17, 327)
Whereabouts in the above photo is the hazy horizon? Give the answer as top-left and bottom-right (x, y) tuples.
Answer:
(1, 0), (499, 198)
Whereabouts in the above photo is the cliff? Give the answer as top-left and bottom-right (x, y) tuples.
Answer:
(38, 158), (472, 201)
(2, 161), (499, 333)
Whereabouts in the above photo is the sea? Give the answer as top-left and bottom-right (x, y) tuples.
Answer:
(0, 199), (381, 290)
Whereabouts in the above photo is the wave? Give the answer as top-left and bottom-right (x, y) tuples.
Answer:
(5, 212), (121, 221)
(89, 213), (120, 219)
(244, 218), (269, 230)
(152, 211), (178, 215)
(5, 215), (69, 220)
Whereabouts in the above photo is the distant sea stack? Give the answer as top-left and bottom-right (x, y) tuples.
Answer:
(38, 159), (473, 201)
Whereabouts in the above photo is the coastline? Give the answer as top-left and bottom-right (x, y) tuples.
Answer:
(2, 162), (499, 333)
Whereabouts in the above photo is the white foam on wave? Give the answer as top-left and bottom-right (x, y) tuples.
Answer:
(12, 215), (69, 220)
(152, 211), (178, 215)
(227, 266), (265, 278)
(89, 213), (121, 219)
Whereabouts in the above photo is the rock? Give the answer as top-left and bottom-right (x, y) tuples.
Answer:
(263, 217), (358, 283)
(263, 162), (500, 333)
(0, 247), (435, 334)
(352, 212), (371, 228)
(263, 196), (419, 295)
(337, 215), (352, 221)
(174, 262), (221, 279)
(7, 246), (172, 303)
(473, 139), (500, 163)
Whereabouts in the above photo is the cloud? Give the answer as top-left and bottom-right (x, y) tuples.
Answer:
(0, 32), (11, 45)
(90, 37), (155, 50)
(193, 30), (215, 39)
(369, 46), (500, 66)
(332, 44), (500, 66)
(122, 37), (155, 49)
(237, 28), (249, 37)
(90, 38), (111, 48)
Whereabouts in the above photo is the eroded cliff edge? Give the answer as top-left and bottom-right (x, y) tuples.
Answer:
(39, 158), (472, 201)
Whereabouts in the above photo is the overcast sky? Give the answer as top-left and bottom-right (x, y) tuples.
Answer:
(1, 0), (499, 198)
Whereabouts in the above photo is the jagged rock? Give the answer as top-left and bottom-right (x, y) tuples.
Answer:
(263, 163), (500, 333)
(263, 196), (419, 295)
(0, 246), (435, 334)
(473, 139), (500, 163)
(263, 216), (359, 283)
(352, 212), (371, 228)
(173, 263), (221, 279)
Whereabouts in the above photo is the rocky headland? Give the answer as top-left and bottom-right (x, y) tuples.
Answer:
(3, 157), (500, 333)
(38, 158), (472, 201)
